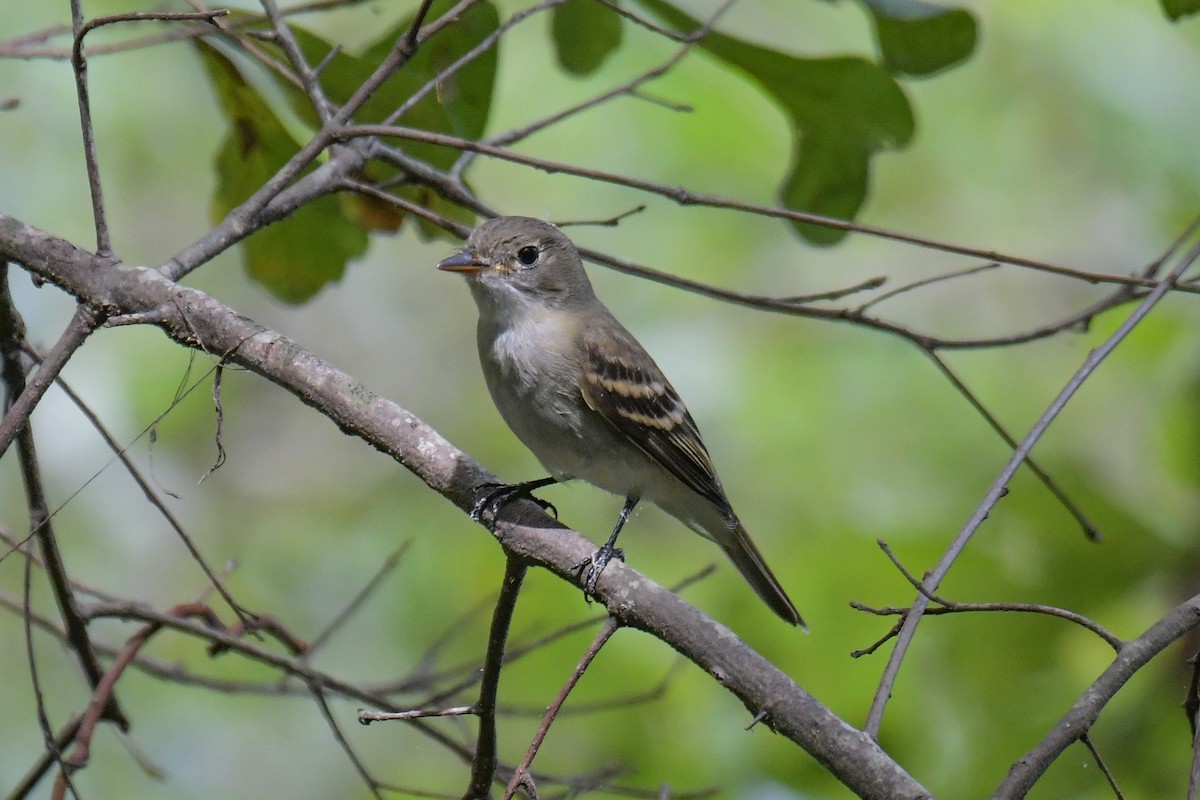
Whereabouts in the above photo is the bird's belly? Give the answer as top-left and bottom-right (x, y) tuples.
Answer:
(480, 317), (671, 501)
(484, 359), (646, 491)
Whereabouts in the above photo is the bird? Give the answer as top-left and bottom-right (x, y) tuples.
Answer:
(437, 216), (803, 627)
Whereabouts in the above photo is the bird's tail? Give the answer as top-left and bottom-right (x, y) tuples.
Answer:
(716, 518), (805, 628)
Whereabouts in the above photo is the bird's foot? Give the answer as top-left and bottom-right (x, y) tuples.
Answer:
(471, 479), (558, 522)
(575, 542), (626, 602)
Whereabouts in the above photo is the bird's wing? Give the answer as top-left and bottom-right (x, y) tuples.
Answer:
(578, 326), (730, 511)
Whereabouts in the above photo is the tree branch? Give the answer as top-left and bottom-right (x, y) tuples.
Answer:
(0, 211), (931, 800)
(995, 593), (1200, 797)
(863, 235), (1200, 738)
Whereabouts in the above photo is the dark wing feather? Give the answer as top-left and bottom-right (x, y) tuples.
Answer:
(578, 329), (730, 511)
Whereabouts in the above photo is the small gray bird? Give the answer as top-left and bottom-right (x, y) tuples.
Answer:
(438, 216), (802, 627)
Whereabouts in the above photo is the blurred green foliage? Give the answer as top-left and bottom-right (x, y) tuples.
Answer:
(1, 1), (1199, 799)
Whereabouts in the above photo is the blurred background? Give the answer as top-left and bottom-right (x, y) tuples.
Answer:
(2, 0), (1199, 797)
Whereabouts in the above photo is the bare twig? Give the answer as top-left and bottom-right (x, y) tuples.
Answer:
(7, 347), (255, 634)
(69, 1), (105, 254)
(306, 541), (413, 657)
(553, 205), (648, 229)
(259, 0), (336, 120)
(864, 236), (1200, 739)
(360, 705), (475, 723)
(451, 0), (734, 178)
(338, 123), (1200, 298)
(859, 542), (1118, 647)
(0, 305), (101, 458)
(591, 0), (715, 43)
(855, 262), (1000, 313)
(921, 351), (1101, 541)
(502, 617), (622, 800)
(309, 684), (387, 800)
(0, 284), (120, 730)
(464, 557), (528, 799)
(57, 621), (158, 778)
(65, 8), (229, 254)
(850, 599), (1122, 653)
(382, 0), (566, 129)
(1080, 733), (1125, 800)
(6, 717), (81, 800)
(995, 592), (1200, 796)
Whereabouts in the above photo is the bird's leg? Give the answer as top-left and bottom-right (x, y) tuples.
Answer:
(579, 495), (638, 598)
(471, 476), (559, 522)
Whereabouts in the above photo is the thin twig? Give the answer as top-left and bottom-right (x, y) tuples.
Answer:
(22, 539), (78, 800)
(360, 705), (475, 723)
(1080, 733), (1125, 800)
(553, 205), (648, 229)
(464, 557), (527, 799)
(995, 592), (1200, 796)
(850, 599), (1122, 652)
(502, 617), (622, 800)
(855, 262), (1000, 313)
(337, 123), (1200, 298)
(309, 683), (387, 800)
(64, 9), (227, 252)
(306, 541), (413, 657)
(69, 1), (107, 254)
(5, 717), (81, 800)
(191, 0), (307, 94)
(382, 0), (566, 129)
(58, 622), (158, 778)
(259, 0), (335, 121)
(591, 0), (714, 43)
(863, 236), (1200, 739)
(336, 0), (440, 125)
(922, 351), (1102, 541)
(0, 285), (120, 728)
(339, 177), (480, 235)
(0, 305), (101, 458)
(9, 345), (258, 632)
(452, 0), (736, 178)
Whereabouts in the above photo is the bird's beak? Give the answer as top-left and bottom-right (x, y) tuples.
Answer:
(437, 250), (489, 274)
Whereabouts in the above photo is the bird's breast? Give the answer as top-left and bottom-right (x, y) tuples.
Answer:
(475, 309), (591, 474)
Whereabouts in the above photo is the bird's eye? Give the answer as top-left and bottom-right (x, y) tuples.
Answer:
(516, 246), (539, 267)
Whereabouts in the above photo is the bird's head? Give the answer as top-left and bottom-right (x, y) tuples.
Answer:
(437, 216), (596, 311)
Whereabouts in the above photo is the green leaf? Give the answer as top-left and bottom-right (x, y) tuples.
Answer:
(1161, 0), (1200, 20)
(195, 41), (368, 303)
(249, 2), (497, 241)
(862, 0), (977, 76)
(551, 0), (624, 75)
(631, 0), (914, 245)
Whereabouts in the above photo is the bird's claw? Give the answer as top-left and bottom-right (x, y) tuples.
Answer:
(470, 482), (557, 522)
(574, 542), (625, 602)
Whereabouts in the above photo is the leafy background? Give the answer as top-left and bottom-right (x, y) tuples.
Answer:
(1, 0), (1199, 797)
